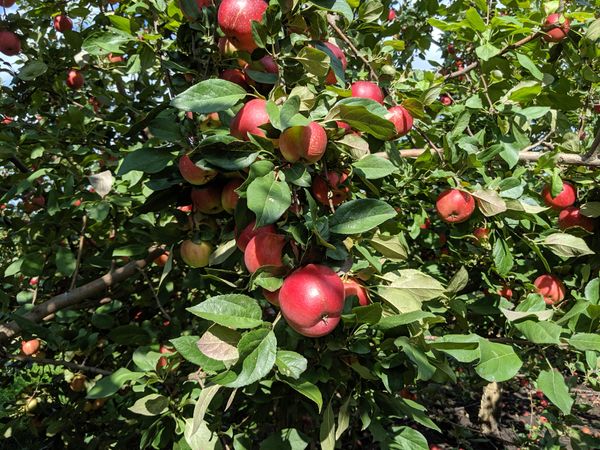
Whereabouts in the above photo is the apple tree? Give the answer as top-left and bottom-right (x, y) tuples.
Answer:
(1, 0), (600, 448)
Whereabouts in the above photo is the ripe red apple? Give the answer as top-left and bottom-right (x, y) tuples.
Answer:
(244, 232), (286, 274)
(154, 251), (170, 267)
(0, 30), (21, 56)
(436, 189), (476, 223)
(386, 105), (413, 137)
(497, 286), (513, 299)
(263, 288), (280, 306)
(323, 42), (347, 85)
(312, 171), (350, 206)
(157, 345), (174, 369)
(388, 9), (396, 21)
(594, 104), (600, 114)
(420, 217), (431, 229)
(558, 206), (595, 232)
(66, 69), (84, 89)
(0, 0), (16, 7)
(541, 181), (576, 210)
(1, 116), (13, 124)
(447, 43), (455, 54)
(534, 274), (566, 305)
(107, 53), (125, 63)
(542, 13), (570, 42)
(351, 81), (384, 104)
(279, 264), (345, 337)
(221, 178), (243, 213)
(473, 227), (490, 241)
(440, 94), (452, 106)
(177, 204), (192, 213)
(53, 15), (73, 33)
(178, 154), (217, 185)
(335, 121), (352, 134)
(343, 278), (370, 306)
(235, 220), (276, 251)
(29, 277), (39, 287)
(21, 339), (41, 356)
(257, 55), (278, 73)
(217, 0), (268, 52)
(191, 185), (223, 214)
(180, 239), (213, 267)
(280, 122), (328, 163)
(230, 99), (269, 140)
(220, 68), (249, 89)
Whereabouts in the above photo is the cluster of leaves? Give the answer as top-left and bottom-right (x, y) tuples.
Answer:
(1, 0), (600, 449)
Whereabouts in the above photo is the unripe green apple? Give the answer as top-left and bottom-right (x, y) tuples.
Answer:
(180, 240), (213, 267)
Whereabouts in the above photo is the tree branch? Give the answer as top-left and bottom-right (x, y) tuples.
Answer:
(3, 353), (112, 375)
(0, 247), (165, 344)
(9, 156), (29, 174)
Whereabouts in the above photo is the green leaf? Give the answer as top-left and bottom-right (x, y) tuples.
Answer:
(475, 43), (501, 61)
(537, 369), (574, 415)
(336, 104), (396, 140)
(118, 147), (173, 175)
(247, 172), (292, 227)
(282, 378), (323, 412)
(585, 18), (600, 41)
(395, 337), (436, 380)
(82, 29), (132, 55)
(170, 336), (225, 373)
(581, 202), (600, 218)
(225, 329), (277, 388)
(569, 333), (600, 351)
(446, 266), (469, 294)
(381, 269), (445, 307)
(295, 47), (330, 77)
(17, 60), (48, 81)
(493, 237), (514, 276)
(330, 199), (397, 234)
(192, 385), (221, 435)
(171, 79), (248, 114)
(319, 403), (336, 450)
(275, 351), (308, 379)
(514, 320), (562, 344)
(352, 155), (397, 179)
(542, 233), (595, 258)
(369, 233), (408, 261)
(392, 427), (429, 449)
(465, 7), (486, 32)
(475, 340), (522, 382)
(377, 311), (436, 331)
(309, 0), (353, 22)
(429, 334), (481, 363)
(87, 368), (145, 399)
(260, 428), (310, 450)
(128, 393), (169, 416)
(55, 247), (76, 277)
(472, 190), (507, 216)
(187, 295), (263, 329)
(197, 325), (240, 363)
(516, 53), (544, 81)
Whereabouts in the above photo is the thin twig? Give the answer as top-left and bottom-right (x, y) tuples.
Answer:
(70, 215), (87, 290)
(137, 267), (172, 322)
(478, 67), (496, 113)
(3, 353), (112, 375)
(412, 125), (444, 158)
(9, 157), (29, 173)
(583, 126), (600, 160)
(521, 131), (553, 152)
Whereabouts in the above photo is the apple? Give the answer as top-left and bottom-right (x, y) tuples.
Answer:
(178, 154), (217, 185)
(191, 185), (223, 214)
(230, 98), (270, 140)
(29, 277), (39, 287)
(177, 204), (192, 213)
(235, 219), (276, 251)
(322, 42), (347, 84)
(497, 286), (513, 299)
(244, 232), (286, 274)
(343, 278), (370, 306)
(66, 69), (84, 89)
(200, 112), (221, 130)
(0, 0), (16, 7)
(420, 217), (431, 229)
(473, 227), (490, 241)
(91, 398), (106, 410)
(312, 171), (350, 206)
(351, 81), (384, 104)
(217, 0), (268, 52)
(447, 43), (455, 54)
(21, 339), (41, 356)
(542, 13), (570, 42)
(263, 288), (280, 306)
(558, 206), (595, 232)
(279, 264), (345, 337)
(0, 30), (21, 56)
(541, 181), (576, 210)
(220, 68), (249, 89)
(221, 178), (244, 213)
(279, 122), (328, 163)
(534, 274), (566, 305)
(154, 251), (170, 267)
(386, 105), (413, 137)
(107, 53), (125, 63)
(53, 15), (73, 33)
(594, 104), (600, 114)
(257, 55), (278, 74)
(180, 239), (213, 268)
(440, 94), (452, 106)
(335, 121), (352, 134)
(2, 116), (12, 124)
(436, 189), (476, 223)
(157, 345), (174, 369)
(388, 9), (396, 21)
(69, 374), (87, 392)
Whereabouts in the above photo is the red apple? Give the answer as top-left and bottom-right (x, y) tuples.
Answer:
(388, 9), (396, 21)
(280, 122), (328, 163)
(177, 204), (193, 213)
(542, 13), (570, 42)
(154, 251), (170, 267)
(263, 288), (280, 306)
(157, 345), (174, 369)
(53, 15), (73, 33)
(235, 220), (276, 251)
(473, 227), (490, 241)
(351, 81), (384, 104)
(343, 278), (370, 306)
(178, 154), (217, 185)
(221, 178), (244, 213)
(0, 0), (16, 7)
(217, 0), (268, 52)
(29, 277), (39, 287)
(230, 99), (270, 140)
(386, 105), (413, 137)
(244, 232), (286, 274)
(66, 69), (84, 89)
(1, 116), (13, 124)
(447, 43), (455, 54)
(191, 185), (223, 214)
(180, 239), (213, 268)
(440, 94), (453, 106)
(323, 42), (347, 85)
(541, 181), (576, 210)
(594, 104), (600, 114)
(420, 217), (431, 229)
(220, 68), (249, 89)
(497, 286), (513, 299)
(258, 55), (278, 73)
(335, 121), (352, 134)
(312, 171), (350, 207)
(21, 339), (41, 356)
(436, 189), (476, 223)
(0, 30), (21, 56)
(558, 206), (595, 232)
(534, 274), (566, 305)
(107, 53), (125, 63)
(279, 264), (345, 337)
